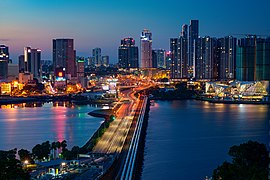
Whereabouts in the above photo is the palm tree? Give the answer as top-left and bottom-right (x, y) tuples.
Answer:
(60, 140), (67, 152)
(56, 141), (61, 158)
(51, 142), (56, 160)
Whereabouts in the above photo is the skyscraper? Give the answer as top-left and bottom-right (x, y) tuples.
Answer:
(92, 48), (101, 67)
(165, 51), (172, 70)
(154, 49), (166, 68)
(195, 36), (217, 79)
(152, 50), (158, 68)
(140, 29), (152, 68)
(53, 39), (76, 78)
(24, 47), (41, 78)
(236, 36), (270, 81)
(0, 45), (9, 80)
(179, 24), (189, 78)
(118, 37), (138, 69)
(256, 37), (270, 80)
(236, 36), (257, 81)
(76, 57), (85, 83)
(18, 55), (25, 72)
(188, 20), (199, 77)
(218, 36), (237, 80)
(170, 24), (189, 79)
(102, 56), (109, 67)
(170, 38), (179, 78)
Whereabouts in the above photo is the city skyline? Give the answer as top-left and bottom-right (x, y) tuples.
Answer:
(1, 0), (270, 63)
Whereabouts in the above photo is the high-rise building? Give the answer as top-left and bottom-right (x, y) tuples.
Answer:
(165, 51), (172, 70)
(93, 48), (102, 67)
(76, 57), (85, 82)
(53, 39), (76, 78)
(218, 36), (237, 80)
(118, 37), (139, 69)
(87, 57), (94, 67)
(152, 50), (158, 68)
(170, 24), (189, 78)
(179, 24), (189, 78)
(18, 55), (25, 72)
(8, 64), (19, 79)
(188, 20), (199, 77)
(0, 45), (9, 80)
(102, 56), (109, 67)
(195, 36), (217, 79)
(170, 38), (179, 78)
(256, 38), (270, 80)
(236, 36), (270, 81)
(140, 29), (152, 68)
(24, 47), (41, 78)
(153, 49), (166, 68)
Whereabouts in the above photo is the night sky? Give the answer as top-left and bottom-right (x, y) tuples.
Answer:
(1, 0), (270, 63)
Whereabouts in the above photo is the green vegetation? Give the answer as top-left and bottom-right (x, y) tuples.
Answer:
(0, 149), (30, 179)
(0, 112), (116, 178)
(213, 140), (269, 180)
(18, 149), (34, 164)
(149, 82), (197, 100)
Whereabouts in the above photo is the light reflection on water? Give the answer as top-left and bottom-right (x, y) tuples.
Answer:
(0, 102), (103, 151)
(142, 100), (269, 180)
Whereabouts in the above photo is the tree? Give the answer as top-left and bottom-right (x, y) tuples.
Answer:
(60, 140), (68, 152)
(0, 149), (30, 179)
(18, 149), (33, 164)
(56, 141), (61, 158)
(51, 142), (57, 160)
(32, 141), (51, 161)
(62, 146), (81, 160)
(213, 141), (269, 180)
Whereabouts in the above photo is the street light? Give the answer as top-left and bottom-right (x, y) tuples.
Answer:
(61, 162), (66, 173)
(23, 160), (29, 168)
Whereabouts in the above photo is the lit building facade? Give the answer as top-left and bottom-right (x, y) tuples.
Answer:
(169, 24), (189, 79)
(179, 24), (189, 78)
(256, 38), (270, 80)
(92, 48), (102, 67)
(76, 57), (85, 79)
(53, 39), (76, 78)
(102, 56), (109, 67)
(205, 81), (269, 101)
(188, 20), (199, 77)
(0, 45), (9, 80)
(218, 36), (237, 80)
(165, 51), (172, 70)
(170, 38), (179, 78)
(236, 36), (270, 81)
(153, 49), (166, 68)
(118, 37), (138, 69)
(195, 36), (217, 80)
(24, 47), (41, 78)
(140, 29), (152, 68)
(18, 72), (33, 84)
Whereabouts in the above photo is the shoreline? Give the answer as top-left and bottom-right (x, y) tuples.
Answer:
(150, 96), (270, 105)
(197, 97), (270, 105)
(0, 96), (115, 106)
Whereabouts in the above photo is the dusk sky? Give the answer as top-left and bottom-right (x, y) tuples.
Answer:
(1, 0), (270, 64)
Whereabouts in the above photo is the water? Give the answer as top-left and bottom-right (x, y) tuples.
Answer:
(0, 100), (269, 179)
(0, 102), (103, 151)
(141, 100), (269, 180)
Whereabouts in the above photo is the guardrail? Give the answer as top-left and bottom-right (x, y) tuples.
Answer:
(120, 96), (148, 180)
